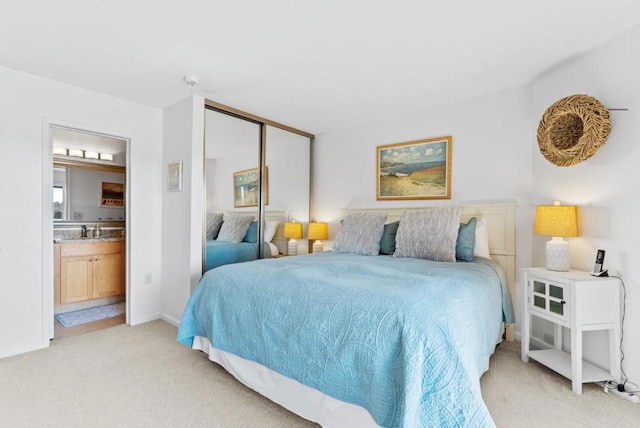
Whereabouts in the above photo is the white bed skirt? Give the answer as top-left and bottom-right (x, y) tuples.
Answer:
(192, 336), (378, 428)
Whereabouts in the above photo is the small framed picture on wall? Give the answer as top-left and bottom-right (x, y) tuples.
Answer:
(167, 161), (183, 192)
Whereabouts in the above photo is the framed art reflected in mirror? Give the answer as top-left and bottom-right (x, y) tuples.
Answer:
(233, 167), (268, 208)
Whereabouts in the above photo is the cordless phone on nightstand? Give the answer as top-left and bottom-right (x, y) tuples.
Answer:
(591, 249), (608, 277)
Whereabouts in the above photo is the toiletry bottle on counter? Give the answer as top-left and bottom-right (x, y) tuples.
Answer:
(94, 223), (101, 238)
(81, 225), (87, 238)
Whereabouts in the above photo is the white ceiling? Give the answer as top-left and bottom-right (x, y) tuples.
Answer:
(1, 1), (638, 134)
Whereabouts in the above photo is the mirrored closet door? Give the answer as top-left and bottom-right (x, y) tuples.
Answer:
(203, 103), (313, 273)
(204, 108), (261, 271)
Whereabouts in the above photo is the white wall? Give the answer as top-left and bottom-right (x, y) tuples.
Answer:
(313, 87), (533, 250)
(529, 25), (640, 387)
(0, 65), (163, 358)
(161, 95), (205, 325)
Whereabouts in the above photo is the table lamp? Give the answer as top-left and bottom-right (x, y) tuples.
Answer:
(533, 202), (580, 271)
(308, 222), (328, 253)
(284, 221), (303, 256)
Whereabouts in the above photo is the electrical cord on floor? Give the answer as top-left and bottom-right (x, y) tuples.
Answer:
(608, 275), (639, 394)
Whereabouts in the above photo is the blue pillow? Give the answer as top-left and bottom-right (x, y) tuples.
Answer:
(242, 221), (258, 243)
(456, 217), (477, 262)
(379, 221), (400, 255)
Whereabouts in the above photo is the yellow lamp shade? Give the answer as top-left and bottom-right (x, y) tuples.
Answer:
(534, 204), (580, 271)
(534, 205), (580, 237)
(308, 222), (328, 241)
(284, 222), (303, 239)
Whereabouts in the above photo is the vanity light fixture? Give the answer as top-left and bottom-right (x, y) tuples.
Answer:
(308, 222), (328, 253)
(533, 201), (580, 271)
(54, 147), (114, 162)
(284, 221), (303, 256)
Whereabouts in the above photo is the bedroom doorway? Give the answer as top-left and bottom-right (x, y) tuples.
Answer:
(48, 125), (129, 340)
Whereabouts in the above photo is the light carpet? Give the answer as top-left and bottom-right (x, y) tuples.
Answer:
(54, 302), (125, 327)
(0, 320), (638, 427)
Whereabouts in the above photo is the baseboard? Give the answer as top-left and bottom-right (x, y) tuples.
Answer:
(160, 313), (181, 327)
(0, 339), (49, 360)
(129, 312), (161, 326)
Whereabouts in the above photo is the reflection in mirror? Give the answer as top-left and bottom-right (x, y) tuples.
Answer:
(265, 125), (311, 256)
(52, 126), (127, 223)
(52, 166), (125, 221)
(204, 109), (262, 271)
(203, 104), (313, 273)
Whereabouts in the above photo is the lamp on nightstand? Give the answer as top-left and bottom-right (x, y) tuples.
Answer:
(284, 221), (303, 256)
(534, 202), (580, 272)
(308, 222), (328, 253)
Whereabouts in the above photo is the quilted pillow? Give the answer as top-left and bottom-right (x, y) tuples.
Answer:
(455, 217), (477, 262)
(217, 215), (254, 243)
(206, 213), (224, 241)
(333, 212), (388, 256)
(379, 221), (400, 255)
(394, 207), (462, 262)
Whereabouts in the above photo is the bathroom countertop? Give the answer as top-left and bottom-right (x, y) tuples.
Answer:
(53, 236), (125, 244)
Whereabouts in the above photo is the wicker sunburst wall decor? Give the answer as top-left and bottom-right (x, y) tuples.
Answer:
(537, 94), (611, 167)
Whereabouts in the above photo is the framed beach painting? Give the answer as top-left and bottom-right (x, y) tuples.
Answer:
(233, 167), (269, 208)
(376, 136), (452, 200)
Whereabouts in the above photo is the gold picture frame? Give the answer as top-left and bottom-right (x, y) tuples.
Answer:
(376, 136), (452, 200)
(233, 167), (269, 208)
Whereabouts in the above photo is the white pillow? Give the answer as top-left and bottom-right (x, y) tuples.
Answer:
(474, 217), (491, 259)
(264, 221), (279, 242)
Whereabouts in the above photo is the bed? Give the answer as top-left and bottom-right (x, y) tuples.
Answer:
(180, 204), (516, 427)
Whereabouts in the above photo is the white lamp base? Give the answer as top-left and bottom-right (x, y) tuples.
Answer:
(546, 237), (570, 271)
(288, 239), (298, 256)
(312, 240), (324, 253)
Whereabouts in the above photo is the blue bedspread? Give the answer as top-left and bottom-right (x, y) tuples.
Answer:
(178, 252), (512, 427)
(204, 240), (271, 271)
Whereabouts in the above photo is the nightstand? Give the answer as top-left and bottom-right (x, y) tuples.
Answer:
(521, 268), (621, 394)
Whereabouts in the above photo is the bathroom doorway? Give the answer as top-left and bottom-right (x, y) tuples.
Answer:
(49, 125), (129, 339)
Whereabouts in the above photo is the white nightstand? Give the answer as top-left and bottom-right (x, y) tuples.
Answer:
(521, 268), (621, 394)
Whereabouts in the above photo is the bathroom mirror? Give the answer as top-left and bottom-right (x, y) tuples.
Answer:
(52, 126), (127, 224)
(53, 162), (126, 222)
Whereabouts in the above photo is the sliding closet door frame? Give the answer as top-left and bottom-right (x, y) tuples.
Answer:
(203, 99), (314, 271)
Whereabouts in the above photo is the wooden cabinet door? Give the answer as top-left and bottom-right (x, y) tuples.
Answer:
(54, 243), (61, 305)
(93, 253), (122, 298)
(60, 256), (93, 304)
